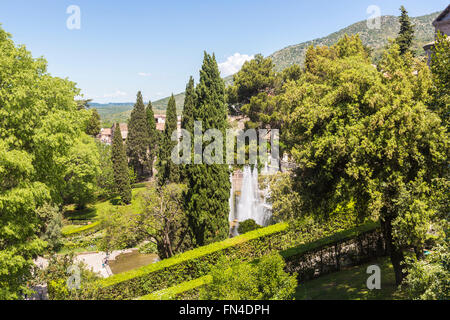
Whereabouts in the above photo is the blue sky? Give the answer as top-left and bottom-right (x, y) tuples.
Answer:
(0, 0), (447, 103)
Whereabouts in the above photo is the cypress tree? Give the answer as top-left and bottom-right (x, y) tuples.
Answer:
(146, 100), (158, 177)
(186, 52), (230, 246)
(396, 6), (415, 56)
(180, 76), (197, 181)
(181, 76), (196, 134)
(112, 124), (132, 204)
(157, 94), (180, 184)
(126, 91), (151, 179)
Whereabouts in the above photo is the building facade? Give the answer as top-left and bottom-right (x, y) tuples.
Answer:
(424, 5), (450, 63)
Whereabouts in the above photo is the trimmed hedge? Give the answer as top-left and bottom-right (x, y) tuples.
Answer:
(136, 275), (212, 300)
(134, 222), (381, 300)
(64, 216), (374, 300)
(77, 223), (289, 299)
(279, 221), (379, 259)
(62, 220), (101, 237)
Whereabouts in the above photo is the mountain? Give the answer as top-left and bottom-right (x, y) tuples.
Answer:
(270, 12), (439, 71)
(97, 11), (439, 125)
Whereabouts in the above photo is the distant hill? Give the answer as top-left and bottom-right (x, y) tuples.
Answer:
(96, 11), (438, 125)
(93, 94), (186, 126)
(270, 12), (439, 71)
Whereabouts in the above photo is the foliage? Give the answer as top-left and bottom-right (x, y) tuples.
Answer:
(62, 220), (102, 237)
(111, 123), (132, 204)
(180, 77), (196, 182)
(97, 190), (147, 252)
(138, 241), (158, 255)
(138, 275), (212, 300)
(140, 183), (192, 258)
(128, 167), (137, 185)
(126, 91), (151, 179)
(138, 221), (379, 300)
(238, 219), (261, 234)
(146, 100), (158, 177)
(95, 141), (116, 199)
(65, 216), (367, 300)
(85, 108), (101, 136)
(37, 204), (63, 251)
(181, 76), (196, 135)
(396, 6), (415, 56)
(402, 244), (450, 300)
(186, 52), (231, 247)
(157, 94), (180, 185)
(76, 223), (289, 299)
(279, 35), (448, 284)
(429, 31), (450, 128)
(200, 253), (297, 300)
(268, 172), (303, 222)
(59, 134), (100, 209)
(32, 253), (100, 300)
(0, 26), (88, 299)
(228, 54), (276, 107)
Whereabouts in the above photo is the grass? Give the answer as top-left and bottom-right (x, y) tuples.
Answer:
(294, 257), (406, 300)
(61, 186), (147, 234)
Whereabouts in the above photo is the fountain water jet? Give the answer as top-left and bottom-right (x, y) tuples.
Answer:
(235, 165), (272, 227)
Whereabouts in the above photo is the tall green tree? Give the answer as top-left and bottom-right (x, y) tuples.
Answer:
(141, 182), (191, 259)
(126, 91), (151, 179)
(112, 124), (132, 204)
(85, 108), (101, 136)
(146, 100), (158, 177)
(0, 26), (89, 299)
(157, 94), (180, 184)
(180, 77), (197, 181)
(95, 141), (116, 198)
(280, 35), (448, 285)
(396, 6), (415, 56)
(186, 52), (231, 246)
(59, 134), (100, 209)
(181, 76), (196, 134)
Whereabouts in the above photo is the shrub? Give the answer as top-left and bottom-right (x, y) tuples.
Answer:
(238, 219), (261, 234)
(401, 244), (450, 300)
(199, 253), (297, 300)
(62, 220), (101, 237)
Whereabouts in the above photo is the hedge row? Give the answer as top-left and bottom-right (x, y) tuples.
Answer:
(136, 275), (212, 300)
(77, 223), (289, 299)
(134, 222), (380, 300)
(62, 220), (102, 237)
(279, 221), (379, 259)
(64, 215), (369, 300)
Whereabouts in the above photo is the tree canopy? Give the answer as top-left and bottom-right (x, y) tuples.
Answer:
(127, 91), (151, 179)
(279, 35), (448, 284)
(0, 26), (92, 299)
(186, 52), (231, 246)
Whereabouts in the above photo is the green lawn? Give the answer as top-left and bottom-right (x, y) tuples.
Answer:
(61, 186), (148, 237)
(294, 257), (406, 300)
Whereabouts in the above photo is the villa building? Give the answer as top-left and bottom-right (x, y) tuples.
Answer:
(97, 114), (181, 144)
(423, 4), (450, 63)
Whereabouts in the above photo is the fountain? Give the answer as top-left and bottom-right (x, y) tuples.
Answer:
(232, 165), (272, 228)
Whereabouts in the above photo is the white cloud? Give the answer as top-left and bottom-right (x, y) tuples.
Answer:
(103, 90), (128, 98)
(138, 72), (151, 77)
(218, 53), (254, 77)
